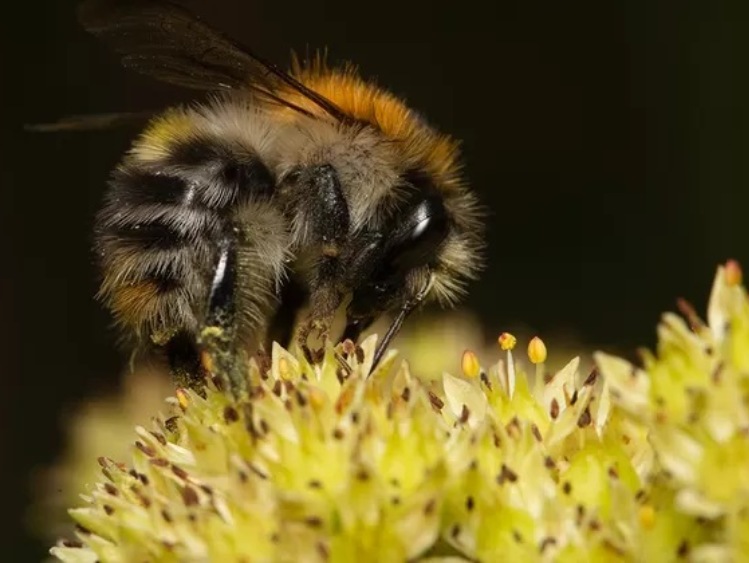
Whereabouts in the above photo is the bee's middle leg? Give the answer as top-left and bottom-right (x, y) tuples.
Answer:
(265, 277), (308, 351)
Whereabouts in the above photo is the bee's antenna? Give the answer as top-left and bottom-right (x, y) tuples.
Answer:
(370, 278), (433, 372)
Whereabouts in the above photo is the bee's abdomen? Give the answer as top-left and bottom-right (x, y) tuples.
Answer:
(95, 141), (276, 344)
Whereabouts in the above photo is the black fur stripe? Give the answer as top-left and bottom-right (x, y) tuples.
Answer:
(166, 137), (275, 209)
(166, 138), (233, 167)
(109, 168), (188, 207)
(110, 139), (275, 215)
(105, 220), (192, 251)
(98, 203), (219, 238)
(149, 266), (186, 294)
(214, 158), (274, 205)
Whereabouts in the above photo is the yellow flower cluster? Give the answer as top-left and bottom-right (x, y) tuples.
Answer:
(596, 261), (749, 561)
(50, 262), (749, 562)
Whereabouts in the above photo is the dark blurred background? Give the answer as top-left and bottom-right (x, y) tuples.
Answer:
(3, 0), (748, 559)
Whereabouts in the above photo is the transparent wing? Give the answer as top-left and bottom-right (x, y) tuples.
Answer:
(78, 0), (350, 121)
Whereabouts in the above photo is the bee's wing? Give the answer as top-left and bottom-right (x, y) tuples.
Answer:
(78, 0), (351, 122)
(25, 111), (155, 132)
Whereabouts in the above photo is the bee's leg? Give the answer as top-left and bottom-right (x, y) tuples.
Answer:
(341, 316), (374, 344)
(205, 227), (239, 334)
(161, 231), (244, 394)
(198, 226), (247, 395)
(337, 231), (386, 344)
(165, 331), (206, 390)
(249, 278), (308, 377)
(266, 277), (308, 350)
(297, 164), (351, 348)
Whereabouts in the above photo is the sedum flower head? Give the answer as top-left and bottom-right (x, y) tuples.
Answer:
(596, 262), (749, 561)
(51, 263), (749, 562)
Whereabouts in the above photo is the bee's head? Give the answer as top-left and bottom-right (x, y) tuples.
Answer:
(276, 134), (483, 351)
(275, 65), (485, 354)
(339, 166), (484, 342)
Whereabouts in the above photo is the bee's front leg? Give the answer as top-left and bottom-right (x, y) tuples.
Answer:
(293, 164), (351, 353)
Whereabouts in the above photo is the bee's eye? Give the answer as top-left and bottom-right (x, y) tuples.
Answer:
(385, 194), (450, 275)
(346, 174), (451, 320)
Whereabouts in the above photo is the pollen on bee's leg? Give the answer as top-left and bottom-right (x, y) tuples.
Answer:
(196, 325), (247, 396)
(164, 331), (208, 391)
(197, 326), (225, 376)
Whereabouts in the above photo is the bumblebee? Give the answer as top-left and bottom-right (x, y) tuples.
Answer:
(39, 0), (485, 386)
